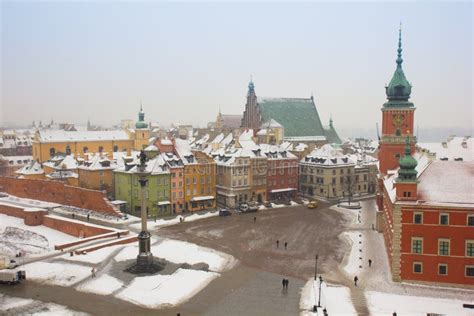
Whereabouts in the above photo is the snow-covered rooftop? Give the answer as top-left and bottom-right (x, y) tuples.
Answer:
(418, 136), (473, 162)
(37, 130), (130, 142)
(302, 144), (354, 166)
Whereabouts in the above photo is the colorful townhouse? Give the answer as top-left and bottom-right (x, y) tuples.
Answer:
(77, 154), (117, 197)
(260, 144), (298, 201)
(114, 154), (171, 218)
(174, 139), (216, 212)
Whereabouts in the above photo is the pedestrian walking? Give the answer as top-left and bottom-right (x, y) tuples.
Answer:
(276, 240), (280, 248)
(354, 276), (358, 286)
(91, 267), (96, 278)
(372, 223), (375, 230)
(72, 213), (75, 219)
(284, 242), (288, 250)
(87, 213), (90, 222)
(368, 259), (372, 267)
(282, 278), (285, 289)
(117, 232), (120, 239)
(285, 279), (289, 289)
(254, 216), (256, 222)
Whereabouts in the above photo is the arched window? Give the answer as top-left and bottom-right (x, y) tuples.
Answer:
(99, 146), (104, 153)
(83, 146), (88, 153)
(66, 145), (71, 155)
(113, 145), (118, 152)
(49, 148), (56, 157)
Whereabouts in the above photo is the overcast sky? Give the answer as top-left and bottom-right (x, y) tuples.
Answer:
(1, 1), (472, 140)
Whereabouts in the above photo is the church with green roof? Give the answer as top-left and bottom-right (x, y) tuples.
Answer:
(240, 81), (342, 144)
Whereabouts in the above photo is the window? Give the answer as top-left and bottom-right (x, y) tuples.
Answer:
(179, 181), (182, 187)
(172, 192), (176, 198)
(186, 178), (190, 185)
(193, 177), (197, 184)
(466, 241), (474, 257)
(403, 191), (411, 197)
(113, 145), (118, 152)
(99, 146), (104, 153)
(186, 189), (190, 195)
(99, 171), (104, 177)
(65, 145), (71, 155)
(193, 188), (197, 195)
(172, 182), (176, 188)
(468, 216), (474, 226)
(412, 237), (423, 254)
(440, 213), (449, 225)
(332, 170), (336, 175)
(171, 172), (176, 178)
(201, 177), (205, 184)
(157, 178), (162, 185)
(414, 212), (423, 224)
(179, 191), (183, 198)
(133, 190), (138, 198)
(438, 239), (450, 256)
(438, 264), (448, 276)
(465, 266), (474, 277)
(49, 148), (56, 157)
(413, 262), (422, 274)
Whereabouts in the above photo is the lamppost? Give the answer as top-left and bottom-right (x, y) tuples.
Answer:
(314, 254), (318, 280)
(318, 275), (323, 308)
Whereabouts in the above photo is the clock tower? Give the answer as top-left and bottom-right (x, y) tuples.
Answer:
(379, 26), (416, 175)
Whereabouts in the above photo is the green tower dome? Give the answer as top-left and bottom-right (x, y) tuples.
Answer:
(398, 136), (418, 181)
(385, 26), (412, 103)
(135, 104), (148, 129)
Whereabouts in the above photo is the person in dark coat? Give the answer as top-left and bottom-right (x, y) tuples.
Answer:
(284, 242), (288, 250)
(354, 276), (359, 286)
(254, 216), (256, 222)
(368, 259), (372, 267)
(285, 278), (289, 289)
(282, 278), (285, 289)
(276, 240), (280, 248)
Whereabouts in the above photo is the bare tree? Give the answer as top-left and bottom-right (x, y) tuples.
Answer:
(342, 174), (356, 205)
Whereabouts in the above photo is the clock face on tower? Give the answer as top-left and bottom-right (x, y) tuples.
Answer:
(392, 113), (405, 127)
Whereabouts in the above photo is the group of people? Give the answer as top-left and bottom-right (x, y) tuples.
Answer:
(276, 240), (288, 249)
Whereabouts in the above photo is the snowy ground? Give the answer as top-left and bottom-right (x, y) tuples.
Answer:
(300, 279), (356, 315)
(130, 210), (219, 230)
(115, 268), (219, 308)
(0, 294), (88, 315)
(0, 214), (77, 257)
(77, 274), (124, 296)
(341, 231), (364, 276)
(62, 244), (125, 264)
(115, 239), (236, 272)
(22, 261), (91, 286)
(366, 291), (474, 316)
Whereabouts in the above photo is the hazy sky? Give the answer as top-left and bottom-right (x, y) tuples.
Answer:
(1, 1), (472, 138)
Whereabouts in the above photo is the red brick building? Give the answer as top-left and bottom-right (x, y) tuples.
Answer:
(377, 29), (474, 288)
(261, 144), (299, 201)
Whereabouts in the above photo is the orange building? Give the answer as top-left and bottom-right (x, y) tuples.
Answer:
(377, 29), (474, 288)
(77, 155), (117, 197)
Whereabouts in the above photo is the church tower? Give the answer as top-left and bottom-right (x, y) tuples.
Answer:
(134, 104), (150, 150)
(241, 79), (261, 130)
(379, 26), (416, 175)
(394, 136), (418, 201)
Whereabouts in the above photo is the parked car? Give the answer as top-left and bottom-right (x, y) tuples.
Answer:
(307, 201), (318, 209)
(240, 203), (258, 213)
(219, 208), (232, 216)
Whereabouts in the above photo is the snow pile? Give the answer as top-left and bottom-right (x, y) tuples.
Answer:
(366, 291), (474, 316)
(271, 203), (285, 208)
(115, 239), (236, 272)
(341, 231), (364, 275)
(77, 274), (124, 295)
(290, 201), (299, 206)
(300, 279), (356, 315)
(23, 261), (91, 286)
(258, 205), (267, 210)
(116, 268), (219, 308)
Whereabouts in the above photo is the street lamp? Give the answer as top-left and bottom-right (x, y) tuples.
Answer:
(314, 254), (318, 280)
(318, 275), (323, 308)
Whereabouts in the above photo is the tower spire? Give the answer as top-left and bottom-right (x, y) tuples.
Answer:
(396, 22), (403, 69)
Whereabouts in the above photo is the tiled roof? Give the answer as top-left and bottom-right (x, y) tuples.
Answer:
(258, 97), (325, 137)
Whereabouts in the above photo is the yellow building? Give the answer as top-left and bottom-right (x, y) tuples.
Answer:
(175, 139), (216, 212)
(32, 130), (133, 162)
(77, 154), (116, 197)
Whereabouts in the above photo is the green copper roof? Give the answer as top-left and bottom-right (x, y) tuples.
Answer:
(398, 136), (417, 181)
(385, 26), (412, 105)
(257, 97), (326, 138)
(324, 117), (342, 144)
(135, 104), (148, 129)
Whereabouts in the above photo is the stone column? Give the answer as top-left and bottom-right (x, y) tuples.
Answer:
(137, 167), (153, 267)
